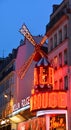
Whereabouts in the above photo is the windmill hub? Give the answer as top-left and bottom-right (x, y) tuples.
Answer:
(33, 44), (42, 61)
(35, 44), (41, 52)
(33, 52), (42, 62)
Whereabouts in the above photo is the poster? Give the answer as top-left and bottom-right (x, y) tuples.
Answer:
(18, 116), (46, 130)
(50, 114), (66, 130)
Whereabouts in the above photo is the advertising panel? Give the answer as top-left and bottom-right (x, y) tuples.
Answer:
(49, 114), (66, 130)
(18, 116), (46, 130)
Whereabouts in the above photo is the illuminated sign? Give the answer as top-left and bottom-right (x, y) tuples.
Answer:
(30, 91), (67, 111)
(50, 114), (66, 130)
(18, 116), (46, 130)
(13, 96), (30, 112)
(34, 66), (54, 88)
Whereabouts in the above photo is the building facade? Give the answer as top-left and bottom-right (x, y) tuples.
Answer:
(0, 0), (71, 129)
(0, 36), (47, 130)
(46, 0), (71, 129)
(0, 50), (17, 129)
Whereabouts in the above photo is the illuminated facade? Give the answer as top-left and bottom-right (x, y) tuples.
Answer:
(30, 0), (71, 129)
(30, 58), (68, 130)
(46, 0), (71, 129)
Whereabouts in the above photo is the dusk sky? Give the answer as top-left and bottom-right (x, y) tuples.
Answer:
(0, 0), (62, 57)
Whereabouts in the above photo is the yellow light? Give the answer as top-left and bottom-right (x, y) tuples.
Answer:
(31, 89), (35, 94)
(10, 114), (25, 123)
(4, 94), (8, 98)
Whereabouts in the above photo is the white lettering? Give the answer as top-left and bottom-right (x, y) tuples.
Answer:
(13, 97), (30, 112)
(21, 96), (30, 107)
(13, 102), (20, 112)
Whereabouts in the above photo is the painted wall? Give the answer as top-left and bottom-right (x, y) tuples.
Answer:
(15, 36), (43, 102)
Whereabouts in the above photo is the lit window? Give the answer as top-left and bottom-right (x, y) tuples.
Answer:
(59, 30), (62, 43)
(64, 75), (68, 90)
(64, 25), (67, 39)
(50, 59), (53, 66)
(59, 78), (63, 90)
(54, 34), (57, 47)
(54, 56), (58, 70)
(64, 49), (67, 65)
(59, 53), (62, 67)
(54, 81), (58, 90)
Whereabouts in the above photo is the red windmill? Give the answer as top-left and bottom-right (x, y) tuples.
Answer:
(17, 24), (54, 91)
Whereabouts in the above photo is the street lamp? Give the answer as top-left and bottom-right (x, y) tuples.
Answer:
(3, 90), (13, 117)
(4, 91), (13, 100)
(4, 94), (8, 98)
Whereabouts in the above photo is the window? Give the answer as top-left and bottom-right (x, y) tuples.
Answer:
(54, 80), (58, 90)
(64, 25), (67, 39)
(50, 38), (53, 51)
(59, 30), (62, 43)
(64, 75), (68, 90)
(54, 56), (58, 70)
(5, 80), (9, 90)
(54, 34), (57, 47)
(0, 84), (4, 94)
(64, 49), (67, 64)
(0, 96), (2, 107)
(50, 59), (54, 66)
(59, 52), (62, 67)
(13, 62), (16, 70)
(59, 78), (63, 90)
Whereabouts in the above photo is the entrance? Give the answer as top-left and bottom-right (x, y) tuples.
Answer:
(37, 110), (68, 130)
(18, 110), (68, 130)
(18, 116), (46, 130)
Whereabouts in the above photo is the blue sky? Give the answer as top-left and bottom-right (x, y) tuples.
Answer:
(0, 0), (62, 57)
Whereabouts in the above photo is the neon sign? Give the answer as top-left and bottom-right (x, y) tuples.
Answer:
(18, 116), (46, 130)
(30, 91), (67, 111)
(34, 66), (54, 89)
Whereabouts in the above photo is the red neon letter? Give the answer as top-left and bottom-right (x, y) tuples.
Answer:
(42, 92), (48, 108)
(37, 93), (42, 109)
(49, 92), (58, 108)
(58, 92), (67, 108)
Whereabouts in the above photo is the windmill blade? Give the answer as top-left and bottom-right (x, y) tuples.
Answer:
(17, 51), (36, 79)
(39, 35), (48, 46)
(20, 24), (37, 46)
(39, 48), (48, 59)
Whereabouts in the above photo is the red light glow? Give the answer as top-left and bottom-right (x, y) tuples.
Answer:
(30, 91), (67, 111)
(34, 66), (54, 87)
